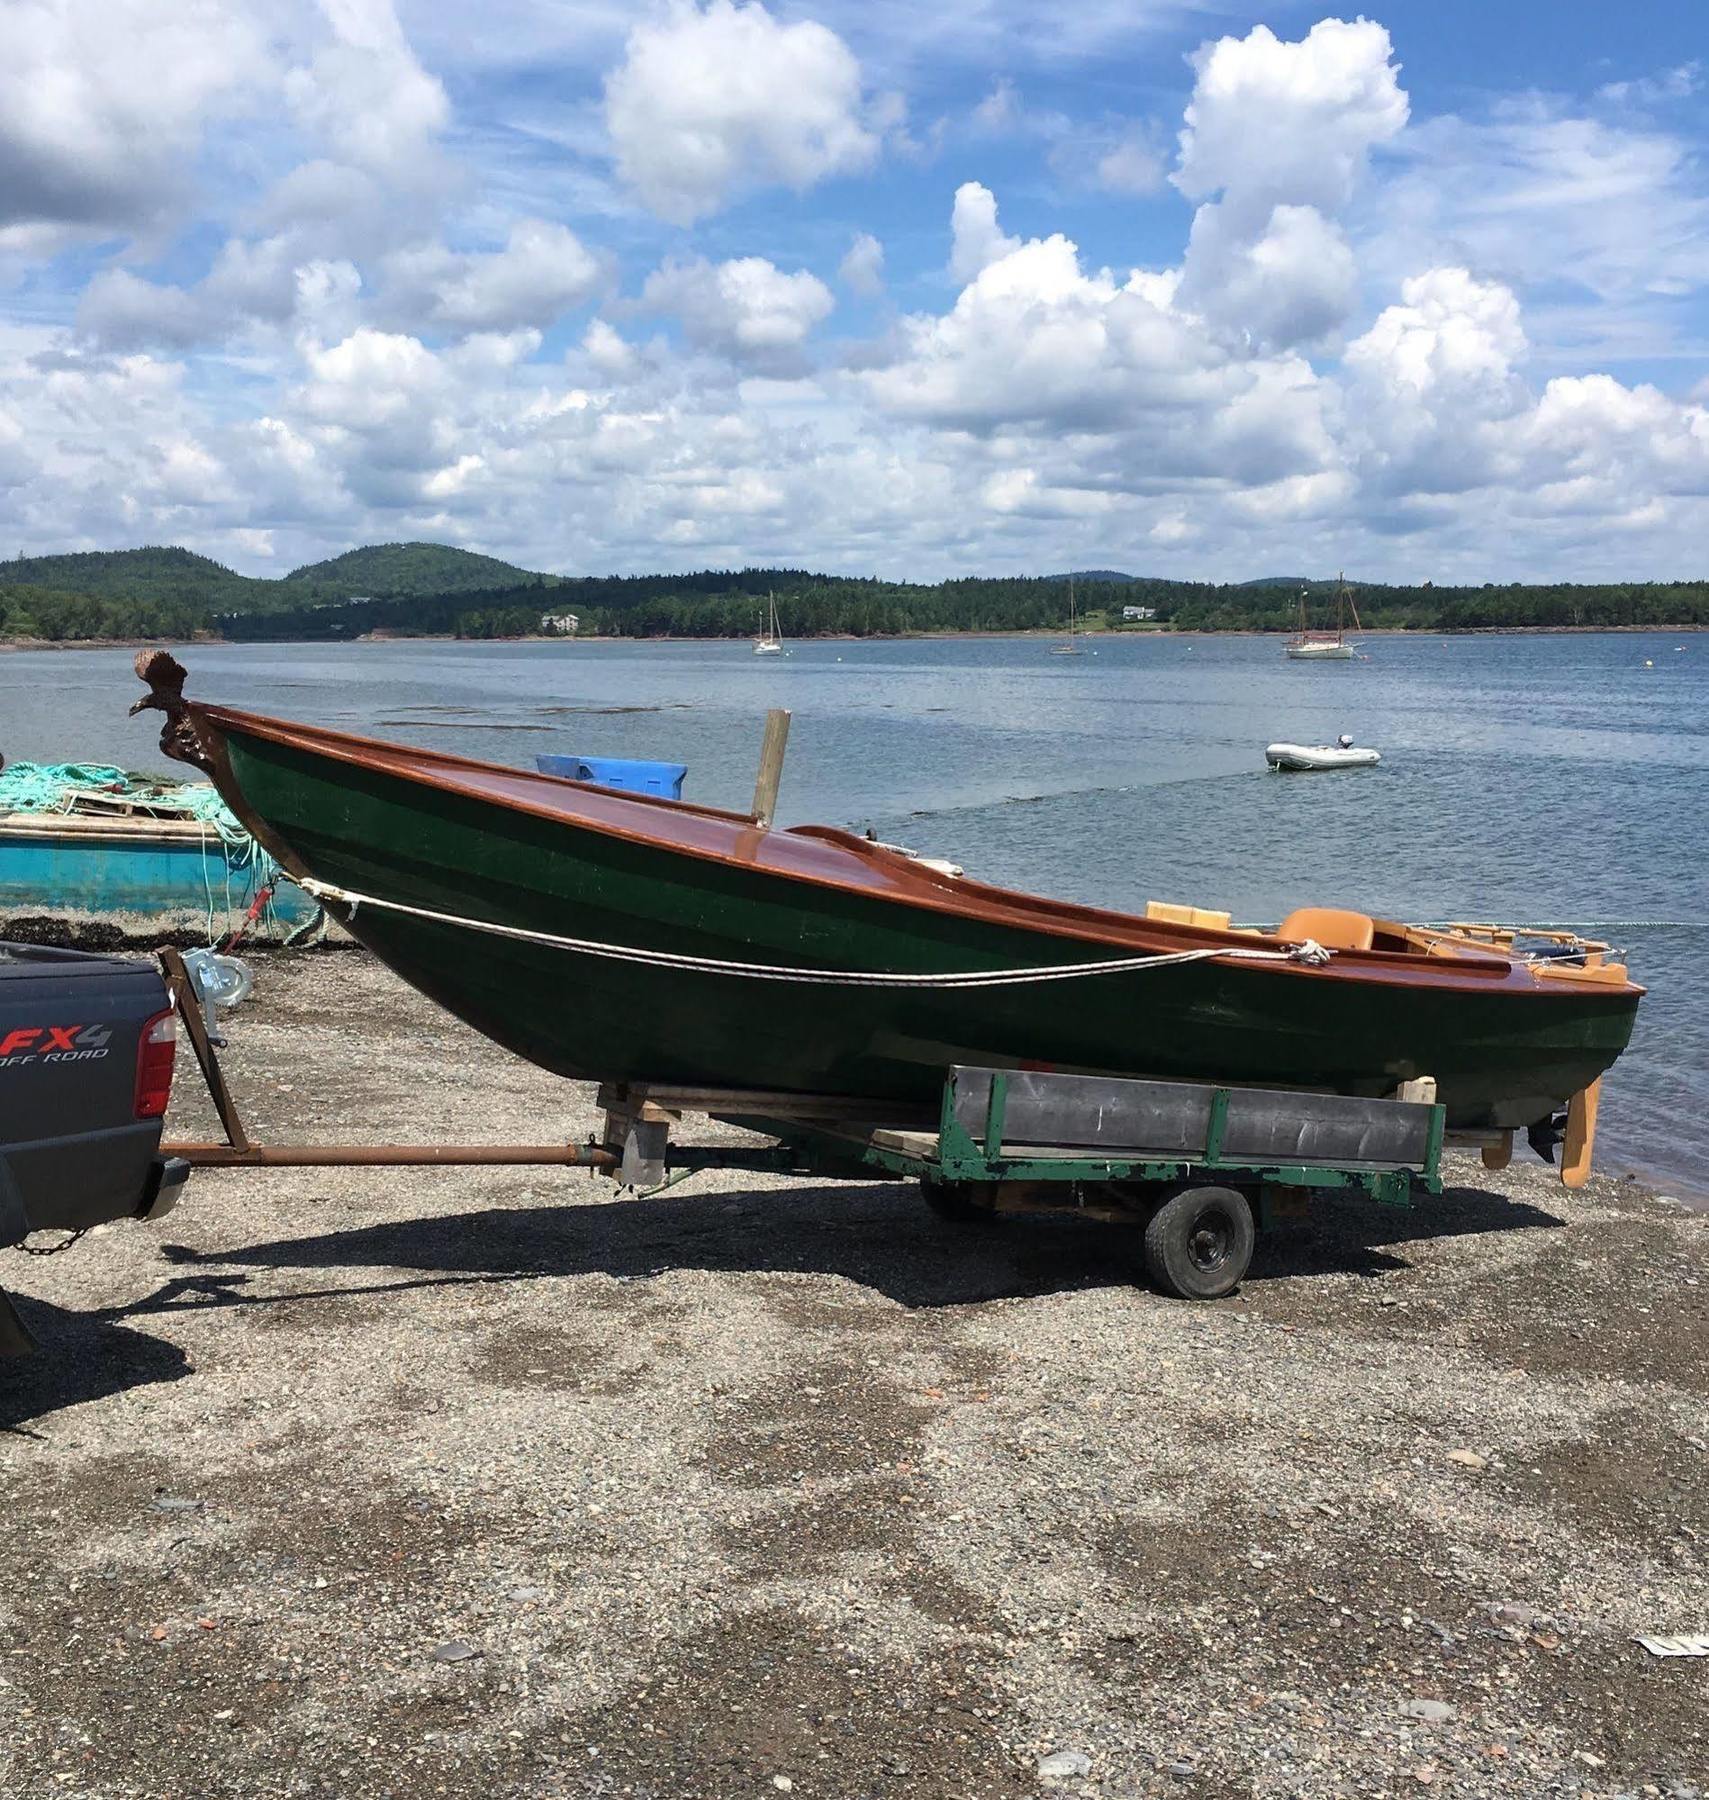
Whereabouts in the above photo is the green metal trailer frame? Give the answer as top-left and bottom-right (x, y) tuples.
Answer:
(627, 1065), (1449, 1299)
(856, 1067), (1446, 1213)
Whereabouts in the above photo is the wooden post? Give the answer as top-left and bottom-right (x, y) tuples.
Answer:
(750, 707), (791, 827)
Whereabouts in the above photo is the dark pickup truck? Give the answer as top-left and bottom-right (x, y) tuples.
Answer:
(1, 942), (188, 1354)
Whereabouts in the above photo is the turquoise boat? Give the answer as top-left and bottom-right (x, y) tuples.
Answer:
(0, 762), (317, 937)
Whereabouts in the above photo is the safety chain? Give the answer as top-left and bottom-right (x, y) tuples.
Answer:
(13, 1227), (90, 1258)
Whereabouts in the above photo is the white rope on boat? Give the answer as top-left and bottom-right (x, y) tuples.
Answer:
(297, 876), (1332, 988)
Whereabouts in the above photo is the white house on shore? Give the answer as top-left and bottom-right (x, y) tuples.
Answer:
(540, 612), (579, 635)
(1121, 604), (1157, 621)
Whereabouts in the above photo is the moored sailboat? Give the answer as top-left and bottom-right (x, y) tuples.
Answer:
(1050, 579), (1084, 655)
(753, 591), (784, 655)
(1286, 574), (1363, 660)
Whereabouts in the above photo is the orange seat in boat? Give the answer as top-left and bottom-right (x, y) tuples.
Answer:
(1277, 906), (1374, 952)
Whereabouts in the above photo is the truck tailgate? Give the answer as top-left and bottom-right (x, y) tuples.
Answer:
(0, 944), (174, 1237)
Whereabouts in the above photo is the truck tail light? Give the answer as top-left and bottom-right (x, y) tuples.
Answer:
(134, 1009), (178, 1119)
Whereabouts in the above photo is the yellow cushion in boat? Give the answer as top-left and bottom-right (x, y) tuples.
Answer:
(1145, 901), (1233, 931)
(1277, 906), (1374, 952)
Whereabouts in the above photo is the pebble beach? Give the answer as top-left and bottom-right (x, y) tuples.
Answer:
(2, 951), (1706, 1799)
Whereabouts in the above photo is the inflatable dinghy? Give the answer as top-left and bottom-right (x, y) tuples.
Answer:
(1265, 742), (1381, 771)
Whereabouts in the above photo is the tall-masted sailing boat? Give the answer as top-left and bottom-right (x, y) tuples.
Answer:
(1050, 579), (1084, 656)
(1285, 573), (1363, 660)
(753, 591), (784, 656)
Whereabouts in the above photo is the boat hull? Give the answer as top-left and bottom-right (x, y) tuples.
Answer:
(193, 711), (1641, 1132)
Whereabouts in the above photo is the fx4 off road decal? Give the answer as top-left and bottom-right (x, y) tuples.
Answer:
(0, 1024), (114, 1068)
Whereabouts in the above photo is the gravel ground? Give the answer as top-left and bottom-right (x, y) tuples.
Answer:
(2, 951), (1706, 1800)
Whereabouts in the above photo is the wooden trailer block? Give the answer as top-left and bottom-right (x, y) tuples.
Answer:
(1481, 1131), (1513, 1171)
(1560, 1078), (1600, 1189)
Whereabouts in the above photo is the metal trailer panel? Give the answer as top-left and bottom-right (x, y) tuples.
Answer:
(949, 1067), (1437, 1171)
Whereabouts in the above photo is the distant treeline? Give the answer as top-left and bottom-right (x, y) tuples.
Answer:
(222, 573), (1709, 642)
(4, 563), (1708, 643)
(219, 574), (1147, 641)
(0, 583), (216, 641)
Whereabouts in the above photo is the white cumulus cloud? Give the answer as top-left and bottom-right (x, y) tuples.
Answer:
(1180, 199), (1358, 353)
(1173, 17), (1408, 352)
(604, 0), (881, 224)
(383, 221), (603, 334)
(948, 182), (1022, 284)
(641, 256), (835, 374)
(1345, 267), (1527, 493)
(284, 0), (450, 185)
(0, 0), (268, 242)
(1174, 17), (1409, 214)
(872, 194), (1342, 512)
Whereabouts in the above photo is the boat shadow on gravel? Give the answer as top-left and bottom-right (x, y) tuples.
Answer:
(131, 1177), (1564, 1317)
(0, 1293), (191, 1434)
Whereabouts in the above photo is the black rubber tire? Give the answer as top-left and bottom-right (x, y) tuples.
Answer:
(919, 1177), (1001, 1225)
(1141, 1184), (1255, 1300)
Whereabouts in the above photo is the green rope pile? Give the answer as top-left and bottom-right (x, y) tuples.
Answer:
(0, 761), (141, 813)
(0, 759), (219, 814)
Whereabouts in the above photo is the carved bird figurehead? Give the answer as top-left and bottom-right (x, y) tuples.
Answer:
(130, 649), (211, 770)
(129, 648), (189, 717)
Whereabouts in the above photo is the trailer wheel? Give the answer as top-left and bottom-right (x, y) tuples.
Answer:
(919, 1177), (1000, 1225)
(1142, 1185), (1254, 1300)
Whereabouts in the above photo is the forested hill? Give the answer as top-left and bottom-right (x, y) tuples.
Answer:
(0, 546), (269, 608)
(284, 542), (563, 594)
(0, 541), (562, 608)
(0, 539), (564, 637)
(0, 541), (1706, 641)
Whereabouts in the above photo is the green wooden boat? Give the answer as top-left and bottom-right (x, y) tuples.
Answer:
(131, 654), (1642, 1137)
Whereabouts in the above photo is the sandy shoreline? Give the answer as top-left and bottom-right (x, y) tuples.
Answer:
(3, 952), (1706, 1797)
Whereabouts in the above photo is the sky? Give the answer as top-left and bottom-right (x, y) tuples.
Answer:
(2, 0), (1707, 583)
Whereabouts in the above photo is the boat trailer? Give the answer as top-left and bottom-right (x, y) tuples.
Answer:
(156, 949), (1450, 1300)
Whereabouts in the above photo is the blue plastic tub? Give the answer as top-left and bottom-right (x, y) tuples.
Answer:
(535, 754), (687, 800)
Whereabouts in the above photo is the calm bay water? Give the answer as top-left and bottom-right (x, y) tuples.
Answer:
(3, 631), (1704, 1193)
